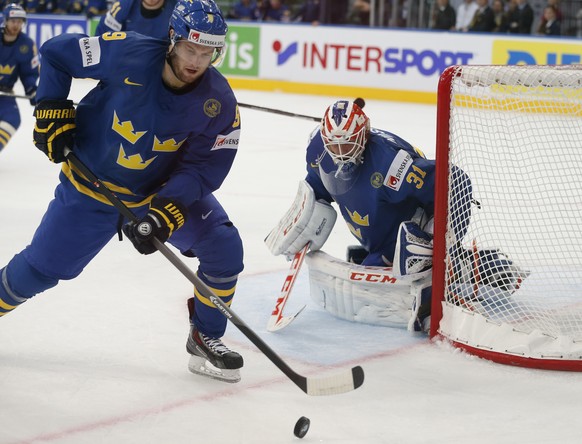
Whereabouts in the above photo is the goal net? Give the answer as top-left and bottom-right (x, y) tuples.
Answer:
(431, 65), (582, 370)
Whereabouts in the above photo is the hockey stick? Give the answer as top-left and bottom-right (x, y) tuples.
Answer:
(237, 98), (366, 122)
(0, 91), (34, 101)
(2, 92), (320, 121)
(63, 149), (364, 396)
(237, 102), (320, 122)
(267, 243), (309, 332)
(7, 93), (364, 124)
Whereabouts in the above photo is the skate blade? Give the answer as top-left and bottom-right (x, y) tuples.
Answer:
(188, 355), (241, 383)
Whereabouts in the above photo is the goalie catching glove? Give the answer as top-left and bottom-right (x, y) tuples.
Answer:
(122, 197), (187, 255)
(265, 180), (337, 256)
(33, 100), (77, 163)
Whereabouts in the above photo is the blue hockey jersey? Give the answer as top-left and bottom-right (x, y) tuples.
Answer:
(37, 31), (240, 208)
(0, 29), (39, 94)
(305, 127), (436, 265)
(95, 0), (177, 39)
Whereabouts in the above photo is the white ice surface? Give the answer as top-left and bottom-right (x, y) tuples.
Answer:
(1, 81), (581, 444)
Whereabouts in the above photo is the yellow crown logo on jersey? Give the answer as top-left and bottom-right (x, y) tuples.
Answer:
(0, 65), (15, 75)
(346, 222), (362, 240)
(117, 144), (157, 170)
(346, 208), (369, 226)
(152, 136), (186, 152)
(112, 111), (146, 144)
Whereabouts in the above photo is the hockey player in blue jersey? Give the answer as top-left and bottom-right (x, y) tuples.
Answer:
(266, 100), (526, 331)
(0, 0), (245, 383)
(95, 0), (178, 39)
(0, 4), (39, 153)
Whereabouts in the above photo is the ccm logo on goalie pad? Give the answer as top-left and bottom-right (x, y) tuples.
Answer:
(384, 150), (413, 191)
(349, 269), (398, 284)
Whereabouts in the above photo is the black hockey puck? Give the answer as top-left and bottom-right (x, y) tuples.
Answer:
(294, 416), (310, 438)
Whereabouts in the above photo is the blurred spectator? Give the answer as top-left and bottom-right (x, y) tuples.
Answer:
(536, 5), (560, 34)
(95, 0), (177, 39)
(68, 0), (86, 13)
(346, 0), (370, 25)
(86, 0), (108, 17)
(455, 0), (478, 31)
(328, 0), (348, 23)
(23, 0), (53, 13)
(507, 0), (533, 33)
(540, 0), (562, 21)
(432, 0), (456, 30)
(492, 0), (510, 31)
(260, 0), (290, 22)
(293, 0), (320, 24)
(51, 0), (70, 13)
(229, 0), (259, 21)
(468, 0), (495, 31)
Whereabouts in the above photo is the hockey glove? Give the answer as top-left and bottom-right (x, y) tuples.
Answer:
(25, 87), (37, 106)
(33, 100), (76, 163)
(123, 197), (187, 255)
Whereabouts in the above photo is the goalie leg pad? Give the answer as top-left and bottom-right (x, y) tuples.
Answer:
(265, 180), (337, 256)
(306, 251), (414, 328)
(407, 278), (432, 332)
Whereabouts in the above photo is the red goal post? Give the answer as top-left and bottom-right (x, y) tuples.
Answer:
(430, 65), (582, 371)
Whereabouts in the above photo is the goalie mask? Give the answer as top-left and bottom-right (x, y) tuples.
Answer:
(3, 3), (26, 23)
(320, 100), (370, 176)
(168, 0), (227, 67)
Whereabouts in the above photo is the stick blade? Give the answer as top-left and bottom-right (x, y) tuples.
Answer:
(266, 305), (307, 332)
(305, 366), (365, 396)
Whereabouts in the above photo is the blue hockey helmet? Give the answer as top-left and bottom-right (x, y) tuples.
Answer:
(169, 0), (227, 64)
(3, 3), (26, 22)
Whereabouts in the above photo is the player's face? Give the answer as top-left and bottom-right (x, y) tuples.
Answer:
(141, 0), (164, 9)
(167, 40), (217, 85)
(325, 141), (357, 159)
(4, 18), (24, 37)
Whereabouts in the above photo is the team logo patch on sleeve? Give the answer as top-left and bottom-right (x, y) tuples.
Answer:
(78, 37), (101, 67)
(211, 129), (240, 151)
(384, 150), (413, 191)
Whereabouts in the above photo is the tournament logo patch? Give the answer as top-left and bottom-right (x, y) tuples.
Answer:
(19, 45), (28, 54)
(370, 172), (383, 188)
(384, 150), (413, 191)
(204, 99), (221, 118)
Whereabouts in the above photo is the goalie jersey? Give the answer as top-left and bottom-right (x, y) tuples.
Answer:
(305, 127), (436, 266)
(37, 32), (240, 208)
(95, 0), (176, 40)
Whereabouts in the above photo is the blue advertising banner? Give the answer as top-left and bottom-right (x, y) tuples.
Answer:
(26, 14), (88, 49)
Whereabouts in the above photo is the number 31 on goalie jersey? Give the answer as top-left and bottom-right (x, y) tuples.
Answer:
(407, 164), (427, 189)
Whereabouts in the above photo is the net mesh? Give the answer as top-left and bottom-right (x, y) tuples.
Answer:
(441, 65), (582, 360)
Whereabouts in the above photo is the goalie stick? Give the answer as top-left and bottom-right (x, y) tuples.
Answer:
(63, 149), (364, 396)
(267, 243), (309, 332)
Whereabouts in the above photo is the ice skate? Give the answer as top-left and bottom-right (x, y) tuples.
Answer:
(186, 325), (243, 383)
